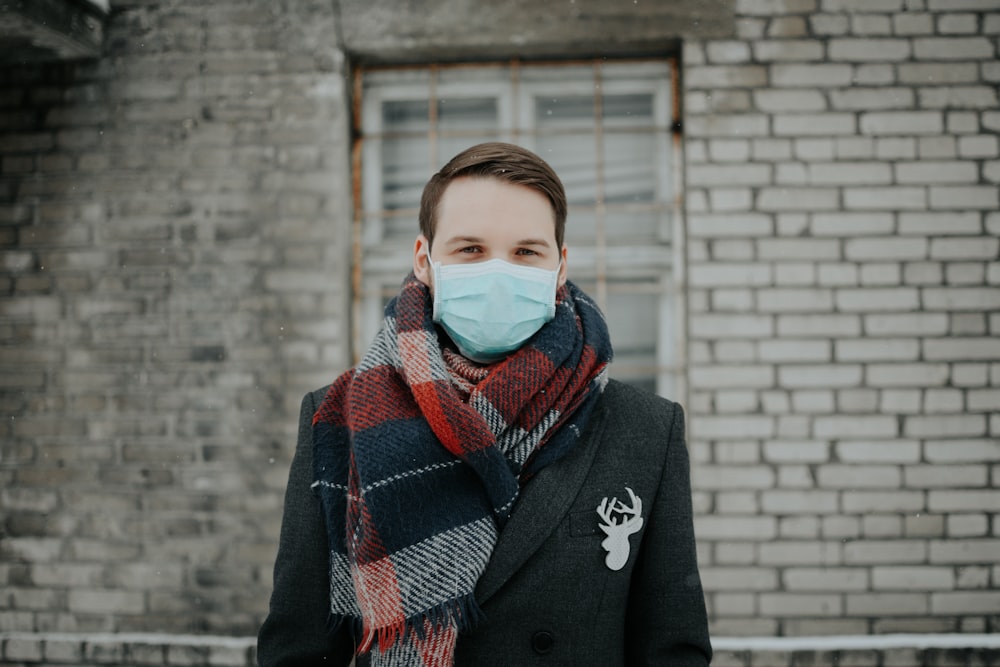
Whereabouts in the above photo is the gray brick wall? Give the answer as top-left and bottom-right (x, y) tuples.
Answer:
(685, 0), (999, 639)
(1, 0), (351, 637)
(0, 0), (997, 658)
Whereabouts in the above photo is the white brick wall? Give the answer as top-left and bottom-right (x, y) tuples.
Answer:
(686, 0), (999, 638)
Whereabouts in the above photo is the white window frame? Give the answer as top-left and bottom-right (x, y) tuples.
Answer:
(350, 58), (686, 401)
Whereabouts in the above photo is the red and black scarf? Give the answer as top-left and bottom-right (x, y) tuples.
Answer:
(312, 273), (612, 666)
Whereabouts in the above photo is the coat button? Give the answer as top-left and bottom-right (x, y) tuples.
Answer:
(531, 631), (555, 655)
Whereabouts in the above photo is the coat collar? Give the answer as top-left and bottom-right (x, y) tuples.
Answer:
(474, 393), (610, 604)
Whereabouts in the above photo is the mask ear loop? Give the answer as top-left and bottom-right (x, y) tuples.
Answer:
(425, 245), (442, 321)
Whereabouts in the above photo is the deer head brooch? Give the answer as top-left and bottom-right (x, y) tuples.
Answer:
(596, 486), (644, 571)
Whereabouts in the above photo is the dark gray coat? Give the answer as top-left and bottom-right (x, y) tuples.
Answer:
(258, 379), (712, 666)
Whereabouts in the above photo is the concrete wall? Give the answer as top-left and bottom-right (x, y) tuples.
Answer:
(0, 0), (997, 658)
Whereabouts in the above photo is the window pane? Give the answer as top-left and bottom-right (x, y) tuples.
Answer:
(607, 290), (658, 358)
(534, 133), (597, 205)
(607, 210), (667, 244)
(565, 211), (671, 249)
(563, 210), (599, 246)
(573, 279), (664, 392)
(603, 132), (657, 204)
(437, 97), (499, 132)
(382, 99), (430, 133)
(536, 95), (594, 129)
(380, 136), (430, 211)
(601, 93), (654, 126)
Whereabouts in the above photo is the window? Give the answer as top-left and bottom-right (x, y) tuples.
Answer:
(351, 58), (685, 399)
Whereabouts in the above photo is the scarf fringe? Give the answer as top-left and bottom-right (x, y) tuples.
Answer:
(342, 593), (484, 655)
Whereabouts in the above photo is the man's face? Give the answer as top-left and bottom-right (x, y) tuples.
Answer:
(413, 176), (568, 290)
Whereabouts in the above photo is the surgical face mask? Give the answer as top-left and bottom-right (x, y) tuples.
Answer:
(430, 255), (560, 363)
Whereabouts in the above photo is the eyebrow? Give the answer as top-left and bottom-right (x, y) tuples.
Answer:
(516, 238), (553, 248)
(441, 235), (552, 248)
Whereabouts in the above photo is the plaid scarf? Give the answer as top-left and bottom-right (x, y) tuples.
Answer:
(311, 273), (612, 666)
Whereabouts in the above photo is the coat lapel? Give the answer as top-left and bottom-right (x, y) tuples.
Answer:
(474, 398), (609, 604)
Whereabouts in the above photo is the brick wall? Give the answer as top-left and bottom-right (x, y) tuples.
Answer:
(684, 0), (999, 639)
(0, 0), (997, 657)
(0, 0), (351, 636)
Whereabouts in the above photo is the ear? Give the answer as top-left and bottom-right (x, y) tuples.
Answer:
(413, 234), (432, 287)
(557, 246), (568, 287)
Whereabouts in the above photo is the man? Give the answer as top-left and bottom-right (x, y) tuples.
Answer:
(258, 142), (712, 666)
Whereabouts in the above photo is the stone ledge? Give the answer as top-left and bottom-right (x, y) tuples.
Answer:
(0, 633), (256, 667)
(713, 634), (1000, 667)
(337, 0), (735, 63)
(2, 633), (999, 666)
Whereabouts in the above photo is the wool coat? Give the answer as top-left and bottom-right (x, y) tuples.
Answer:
(257, 379), (712, 666)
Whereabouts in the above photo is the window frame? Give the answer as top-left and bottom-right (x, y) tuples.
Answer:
(349, 57), (687, 401)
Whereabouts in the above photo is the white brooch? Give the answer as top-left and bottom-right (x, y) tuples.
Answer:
(596, 486), (643, 571)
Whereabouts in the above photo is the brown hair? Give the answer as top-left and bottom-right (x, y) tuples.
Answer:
(418, 142), (567, 249)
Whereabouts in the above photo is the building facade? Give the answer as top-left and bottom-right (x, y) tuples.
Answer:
(1, 0), (998, 664)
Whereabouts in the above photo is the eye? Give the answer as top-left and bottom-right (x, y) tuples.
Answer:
(516, 248), (539, 256)
(458, 245), (482, 254)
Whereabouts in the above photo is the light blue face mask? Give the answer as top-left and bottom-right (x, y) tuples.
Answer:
(430, 256), (560, 363)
